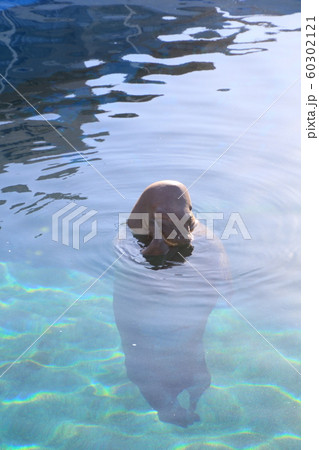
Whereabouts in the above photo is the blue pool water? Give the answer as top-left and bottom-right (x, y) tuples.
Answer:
(0, 0), (300, 448)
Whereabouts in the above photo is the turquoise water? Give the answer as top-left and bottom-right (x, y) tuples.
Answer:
(0, 1), (300, 448)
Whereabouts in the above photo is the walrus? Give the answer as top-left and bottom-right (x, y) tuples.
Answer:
(127, 180), (196, 258)
(113, 180), (230, 427)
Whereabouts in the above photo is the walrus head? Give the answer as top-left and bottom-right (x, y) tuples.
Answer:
(127, 180), (197, 257)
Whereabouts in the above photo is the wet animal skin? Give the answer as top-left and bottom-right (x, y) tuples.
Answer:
(114, 180), (230, 427)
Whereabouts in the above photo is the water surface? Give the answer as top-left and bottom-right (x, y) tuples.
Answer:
(0, 0), (300, 448)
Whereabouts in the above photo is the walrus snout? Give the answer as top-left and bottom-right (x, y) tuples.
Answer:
(163, 231), (193, 247)
(142, 238), (170, 256)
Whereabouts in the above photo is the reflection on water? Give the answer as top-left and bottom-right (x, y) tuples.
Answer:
(0, 1), (299, 201)
(0, 0), (300, 448)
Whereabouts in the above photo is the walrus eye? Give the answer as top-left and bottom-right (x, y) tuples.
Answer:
(189, 205), (192, 211)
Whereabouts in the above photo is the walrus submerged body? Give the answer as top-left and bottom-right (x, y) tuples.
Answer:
(113, 181), (230, 427)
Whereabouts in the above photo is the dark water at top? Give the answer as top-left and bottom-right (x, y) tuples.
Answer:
(0, 0), (300, 448)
